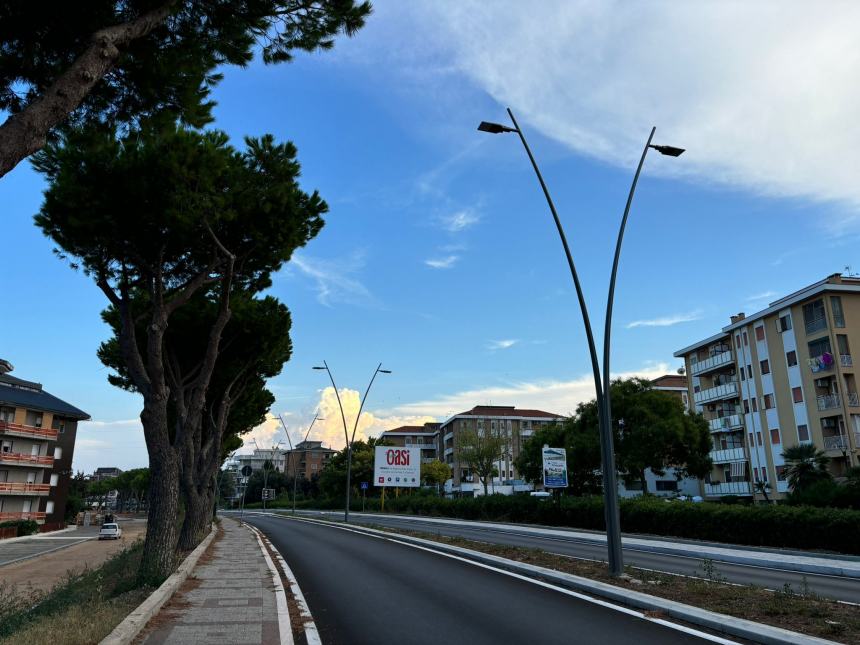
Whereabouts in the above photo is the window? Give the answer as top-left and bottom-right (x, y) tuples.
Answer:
(49, 473), (59, 486)
(831, 296), (845, 328)
(45, 501), (54, 514)
(808, 336), (831, 359)
(405, 437), (412, 445)
(0, 407), (13, 424)
(837, 334), (850, 357)
(763, 394), (774, 409)
(25, 410), (42, 428)
(51, 417), (66, 434)
(803, 299), (827, 334)
(792, 387), (803, 403)
(757, 431), (763, 446)
(0, 470), (6, 483)
(755, 326), (765, 341)
(760, 359), (770, 374)
(735, 335), (741, 349)
(53, 446), (62, 459)
(655, 480), (678, 492)
(786, 350), (797, 367)
(740, 369), (745, 381)
(761, 468), (768, 482)
(747, 365), (753, 378)
(1, 440), (11, 454)
(778, 314), (792, 332)
(770, 428), (781, 444)
(752, 397), (758, 412)
(776, 466), (786, 481)
(743, 400), (750, 414)
(748, 433), (755, 447)
(743, 331), (749, 346)
(798, 424), (810, 441)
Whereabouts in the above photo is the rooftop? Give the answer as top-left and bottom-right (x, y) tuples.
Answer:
(651, 375), (688, 389)
(0, 373), (90, 420)
(441, 405), (563, 426)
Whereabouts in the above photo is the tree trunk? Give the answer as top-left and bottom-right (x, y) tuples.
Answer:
(640, 472), (648, 495)
(138, 446), (180, 584)
(178, 482), (212, 551)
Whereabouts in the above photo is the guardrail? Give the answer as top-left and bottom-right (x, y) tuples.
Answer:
(848, 392), (859, 407)
(841, 354), (853, 367)
(823, 435), (848, 450)
(690, 351), (734, 376)
(709, 448), (746, 463)
(0, 511), (46, 522)
(694, 381), (739, 404)
(0, 453), (54, 467)
(0, 421), (58, 441)
(0, 482), (51, 494)
(817, 394), (841, 411)
(704, 481), (752, 496)
(709, 415), (743, 432)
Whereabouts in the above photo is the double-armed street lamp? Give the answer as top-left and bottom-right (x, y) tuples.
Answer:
(478, 108), (683, 577)
(313, 361), (392, 522)
(279, 411), (325, 515)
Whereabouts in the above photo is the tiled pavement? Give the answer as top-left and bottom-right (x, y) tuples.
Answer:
(140, 518), (282, 644)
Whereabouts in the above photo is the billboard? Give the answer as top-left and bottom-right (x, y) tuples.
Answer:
(374, 446), (421, 487)
(542, 446), (568, 488)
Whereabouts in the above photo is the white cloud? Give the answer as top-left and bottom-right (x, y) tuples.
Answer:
(379, 2), (860, 217)
(288, 251), (375, 307)
(487, 339), (518, 350)
(73, 419), (147, 474)
(626, 311), (702, 329)
(425, 255), (459, 269)
(439, 208), (480, 232)
(385, 362), (672, 419)
(746, 290), (777, 302)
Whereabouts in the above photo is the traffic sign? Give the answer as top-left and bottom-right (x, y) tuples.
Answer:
(360, 481), (369, 490)
(261, 488), (276, 500)
(241, 465), (253, 477)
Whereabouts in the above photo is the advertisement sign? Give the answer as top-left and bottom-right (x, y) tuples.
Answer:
(542, 446), (568, 488)
(374, 446), (421, 487)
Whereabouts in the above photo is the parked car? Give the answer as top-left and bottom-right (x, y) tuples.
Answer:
(98, 523), (122, 540)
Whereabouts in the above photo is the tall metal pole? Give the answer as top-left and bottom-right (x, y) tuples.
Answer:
(317, 360), (351, 521)
(280, 412), (323, 515)
(345, 363), (387, 523)
(600, 126), (656, 575)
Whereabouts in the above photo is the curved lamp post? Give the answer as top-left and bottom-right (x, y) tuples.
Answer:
(314, 361), (391, 522)
(279, 412), (324, 515)
(478, 108), (683, 576)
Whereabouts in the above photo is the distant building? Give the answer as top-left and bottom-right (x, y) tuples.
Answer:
(0, 359), (89, 525)
(439, 405), (563, 497)
(380, 422), (441, 464)
(92, 467), (123, 481)
(284, 441), (336, 481)
(235, 448), (287, 474)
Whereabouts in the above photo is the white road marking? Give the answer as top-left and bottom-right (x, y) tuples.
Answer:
(245, 523), (293, 645)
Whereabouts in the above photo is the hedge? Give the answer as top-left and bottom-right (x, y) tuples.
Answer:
(0, 519), (39, 537)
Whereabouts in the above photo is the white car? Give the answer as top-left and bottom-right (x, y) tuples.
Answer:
(99, 523), (122, 540)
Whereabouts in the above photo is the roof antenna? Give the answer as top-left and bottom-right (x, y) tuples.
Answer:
(845, 265), (859, 278)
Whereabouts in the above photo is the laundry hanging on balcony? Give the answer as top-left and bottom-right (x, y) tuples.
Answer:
(808, 352), (834, 373)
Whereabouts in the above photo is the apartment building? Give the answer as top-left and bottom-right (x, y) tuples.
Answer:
(380, 422), (442, 464)
(439, 405), (563, 497)
(0, 359), (89, 525)
(675, 274), (860, 500)
(283, 440), (336, 481)
(235, 448), (288, 474)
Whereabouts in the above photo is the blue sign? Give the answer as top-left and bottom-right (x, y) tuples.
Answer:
(542, 446), (568, 489)
(360, 481), (369, 490)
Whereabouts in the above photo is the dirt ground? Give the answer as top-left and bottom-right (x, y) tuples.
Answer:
(0, 519), (147, 592)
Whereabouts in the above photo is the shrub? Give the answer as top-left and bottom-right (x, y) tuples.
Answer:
(0, 520), (39, 537)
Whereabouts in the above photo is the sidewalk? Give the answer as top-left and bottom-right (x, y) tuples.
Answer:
(138, 518), (284, 644)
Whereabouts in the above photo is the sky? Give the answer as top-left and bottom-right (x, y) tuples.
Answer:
(2, 1), (859, 473)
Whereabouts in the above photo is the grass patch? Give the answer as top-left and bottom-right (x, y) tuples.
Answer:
(376, 525), (860, 643)
(0, 540), (154, 645)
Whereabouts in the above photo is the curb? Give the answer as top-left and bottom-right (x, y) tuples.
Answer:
(99, 522), (218, 645)
(289, 515), (838, 645)
(0, 524), (79, 545)
(298, 511), (860, 578)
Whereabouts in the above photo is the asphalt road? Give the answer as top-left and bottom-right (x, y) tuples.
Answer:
(294, 511), (860, 603)
(244, 513), (732, 645)
(0, 527), (100, 565)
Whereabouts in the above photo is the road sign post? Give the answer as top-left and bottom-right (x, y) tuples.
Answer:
(542, 446), (569, 489)
(360, 481), (368, 512)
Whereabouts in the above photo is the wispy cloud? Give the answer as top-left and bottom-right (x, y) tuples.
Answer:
(425, 255), (459, 269)
(288, 251), (375, 307)
(746, 290), (777, 302)
(439, 208), (480, 232)
(487, 339), (518, 350)
(626, 311), (702, 329)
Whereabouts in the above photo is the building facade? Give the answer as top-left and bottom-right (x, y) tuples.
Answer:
(675, 274), (860, 500)
(235, 448), (288, 474)
(284, 440), (336, 481)
(380, 423), (441, 464)
(0, 359), (89, 524)
(438, 405), (563, 497)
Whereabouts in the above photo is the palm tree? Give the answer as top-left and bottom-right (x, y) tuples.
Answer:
(782, 444), (831, 492)
(754, 480), (771, 502)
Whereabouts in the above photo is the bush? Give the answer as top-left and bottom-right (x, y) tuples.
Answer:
(306, 494), (860, 554)
(0, 520), (39, 537)
(786, 479), (860, 510)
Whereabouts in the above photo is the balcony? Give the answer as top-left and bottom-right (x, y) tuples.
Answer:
(805, 315), (827, 335)
(848, 392), (860, 407)
(0, 421), (58, 441)
(0, 453), (54, 468)
(817, 394), (841, 411)
(841, 354), (853, 368)
(808, 354), (835, 374)
(694, 381), (739, 404)
(0, 482), (51, 495)
(444, 432), (454, 442)
(690, 351), (734, 376)
(704, 481), (752, 496)
(710, 447), (746, 463)
(0, 511), (46, 522)
(823, 435), (848, 450)
(444, 447), (454, 457)
(708, 415), (743, 432)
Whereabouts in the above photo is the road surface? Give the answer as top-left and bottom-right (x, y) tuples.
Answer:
(290, 510), (860, 603)
(244, 513), (735, 645)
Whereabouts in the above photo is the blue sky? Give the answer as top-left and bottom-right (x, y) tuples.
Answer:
(2, 1), (858, 471)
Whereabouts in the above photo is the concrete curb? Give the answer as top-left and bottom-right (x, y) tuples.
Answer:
(290, 515), (838, 645)
(0, 524), (79, 544)
(99, 522), (218, 645)
(304, 511), (860, 579)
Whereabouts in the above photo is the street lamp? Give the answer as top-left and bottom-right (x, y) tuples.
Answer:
(478, 107), (683, 577)
(313, 361), (392, 522)
(253, 438), (282, 511)
(279, 412), (324, 515)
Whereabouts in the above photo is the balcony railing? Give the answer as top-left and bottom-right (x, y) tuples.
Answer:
(841, 354), (853, 368)
(0, 421), (58, 441)
(708, 415), (743, 432)
(855, 432), (860, 447)
(694, 381), (739, 404)
(848, 392), (860, 407)
(704, 481), (752, 496)
(808, 354), (835, 373)
(710, 447), (746, 463)
(823, 435), (848, 450)
(0, 511), (46, 522)
(0, 482), (51, 495)
(805, 315), (827, 335)
(817, 394), (841, 411)
(690, 351), (734, 376)
(0, 453), (54, 467)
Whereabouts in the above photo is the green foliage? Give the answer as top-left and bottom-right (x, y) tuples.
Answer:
(786, 478), (860, 510)
(421, 460), (452, 487)
(361, 495), (860, 554)
(782, 443), (832, 493)
(318, 438), (388, 499)
(0, 520), (38, 536)
(0, 1), (372, 129)
(457, 426), (508, 495)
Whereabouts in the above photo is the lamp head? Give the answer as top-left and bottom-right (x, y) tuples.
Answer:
(478, 121), (517, 134)
(649, 144), (685, 157)
(312, 366), (326, 370)
(379, 369), (393, 374)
